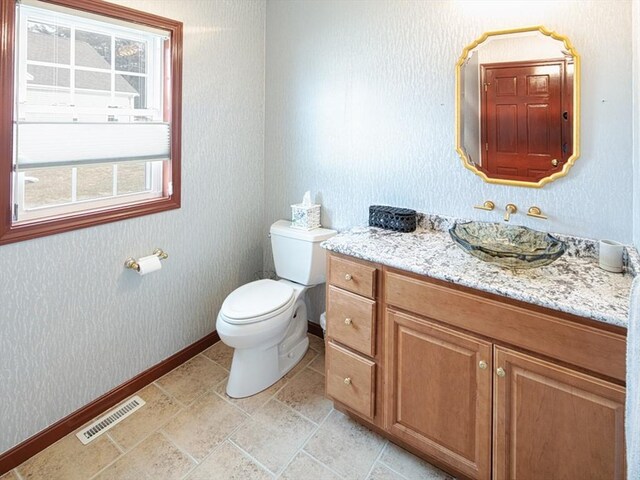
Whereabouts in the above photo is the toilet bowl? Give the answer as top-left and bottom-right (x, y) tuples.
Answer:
(217, 279), (309, 398)
(216, 220), (336, 398)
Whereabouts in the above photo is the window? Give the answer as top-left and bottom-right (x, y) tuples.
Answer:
(0, 0), (182, 244)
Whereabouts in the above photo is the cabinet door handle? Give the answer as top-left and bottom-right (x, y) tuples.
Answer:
(478, 360), (487, 370)
(343, 377), (352, 386)
(344, 317), (352, 326)
(344, 273), (352, 281)
(496, 367), (506, 377)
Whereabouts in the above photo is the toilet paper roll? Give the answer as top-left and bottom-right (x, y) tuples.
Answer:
(137, 254), (162, 276)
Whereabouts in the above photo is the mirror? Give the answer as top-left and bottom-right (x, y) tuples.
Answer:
(455, 26), (580, 188)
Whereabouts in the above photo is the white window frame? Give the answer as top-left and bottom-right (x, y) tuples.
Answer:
(18, 6), (163, 118)
(13, 2), (168, 223)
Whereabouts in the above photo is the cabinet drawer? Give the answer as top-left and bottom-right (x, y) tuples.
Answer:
(326, 342), (375, 419)
(384, 269), (627, 382)
(329, 255), (376, 298)
(327, 286), (376, 356)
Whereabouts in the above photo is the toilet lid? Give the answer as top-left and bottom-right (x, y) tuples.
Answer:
(220, 279), (295, 324)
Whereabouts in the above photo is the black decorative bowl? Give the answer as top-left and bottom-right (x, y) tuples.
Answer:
(449, 221), (567, 270)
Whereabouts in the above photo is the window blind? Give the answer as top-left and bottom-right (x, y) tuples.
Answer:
(16, 122), (170, 169)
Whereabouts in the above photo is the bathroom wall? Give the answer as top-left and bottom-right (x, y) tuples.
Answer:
(634, 0), (640, 250)
(264, 0), (633, 249)
(0, 0), (265, 454)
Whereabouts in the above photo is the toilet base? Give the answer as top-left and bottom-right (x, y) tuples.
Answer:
(225, 298), (310, 398)
(226, 335), (309, 398)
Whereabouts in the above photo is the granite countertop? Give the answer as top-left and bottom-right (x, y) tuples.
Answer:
(321, 215), (637, 328)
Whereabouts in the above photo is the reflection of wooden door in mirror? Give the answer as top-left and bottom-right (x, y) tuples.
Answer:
(481, 61), (568, 182)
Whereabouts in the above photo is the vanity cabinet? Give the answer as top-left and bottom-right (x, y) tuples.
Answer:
(324, 252), (627, 480)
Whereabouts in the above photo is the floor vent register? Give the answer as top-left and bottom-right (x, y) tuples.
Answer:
(76, 395), (146, 445)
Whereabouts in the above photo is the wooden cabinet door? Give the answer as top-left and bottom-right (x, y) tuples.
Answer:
(385, 309), (492, 480)
(493, 346), (626, 480)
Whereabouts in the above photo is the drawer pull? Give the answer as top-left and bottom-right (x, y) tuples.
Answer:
(479, 360), (487, 370)
(344, 317), (353, 326)
(344, 377), (352, 386)
(344, 273), (352, 281)
(496, 367), (506, 378)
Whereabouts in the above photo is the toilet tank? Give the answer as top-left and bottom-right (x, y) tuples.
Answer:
(270, 220), (337, 286)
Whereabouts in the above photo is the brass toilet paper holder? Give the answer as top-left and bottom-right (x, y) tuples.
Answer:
(124, 248), (169, 272)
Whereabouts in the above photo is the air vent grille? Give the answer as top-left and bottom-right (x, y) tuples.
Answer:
(76, 395), (145, 445)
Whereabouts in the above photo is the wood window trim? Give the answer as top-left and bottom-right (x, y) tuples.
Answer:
(0, 0), (182, 245)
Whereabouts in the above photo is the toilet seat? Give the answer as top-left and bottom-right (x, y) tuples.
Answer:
(220, 279), (295, 325)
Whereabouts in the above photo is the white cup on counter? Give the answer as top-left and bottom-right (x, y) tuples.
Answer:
(599, 240), (624, 273)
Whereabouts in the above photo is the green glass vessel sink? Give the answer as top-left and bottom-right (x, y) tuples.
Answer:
(449, 221), (567, 270)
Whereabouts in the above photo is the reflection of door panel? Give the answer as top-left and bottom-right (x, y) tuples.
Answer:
(482, 61), (564, 182)
(562, 59), (574, 161)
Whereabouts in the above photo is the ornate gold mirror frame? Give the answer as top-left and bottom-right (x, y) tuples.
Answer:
(455, 25), (580, 188)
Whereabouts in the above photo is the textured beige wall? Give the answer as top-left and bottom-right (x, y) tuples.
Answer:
(0, 0), (265, 453)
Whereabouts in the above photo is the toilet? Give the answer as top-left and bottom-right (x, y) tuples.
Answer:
(216, 220), (336, 398)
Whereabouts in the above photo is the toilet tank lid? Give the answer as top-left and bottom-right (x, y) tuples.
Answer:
(270, 220), (337, 242)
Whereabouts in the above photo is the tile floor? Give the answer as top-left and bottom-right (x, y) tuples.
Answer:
(2, 334), (455, 480)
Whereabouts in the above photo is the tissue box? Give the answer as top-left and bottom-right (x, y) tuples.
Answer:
(291, 203), (321, 230)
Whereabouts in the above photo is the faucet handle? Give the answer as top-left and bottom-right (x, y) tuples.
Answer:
(474, 200), (495, 211)
(527, 206), (548, 220)
(504, 203), (517, 222)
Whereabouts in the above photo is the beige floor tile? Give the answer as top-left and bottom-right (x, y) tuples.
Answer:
(163, 390), (247, 461)
(214, 376), (286, 414)
(379, 443), (455, 480)
(156, 354), (227, 405)
(10, 343), (455, 480)
(309, 347), (325, 373)
(304, 410), (386, 480)
(202, 341), (234, 371)
(107, 383), (181, 451)
(92, 454), (148, 480)
(230, 399), (316, 474)
(93, 432), (194, 480)
(284, 348), (318, 380)
(276, 368), (332, 423)
(308, 333), (326, 353)
(17, 433), (120, 480)
(186, 441), (273, 480)
(0, 470), (20, 480)
(280, 451), (343, 480)
(366, 463), (405, 480)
